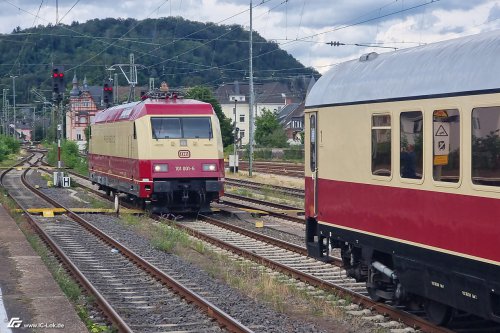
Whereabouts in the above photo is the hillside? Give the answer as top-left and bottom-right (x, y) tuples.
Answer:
(0, 17), (318, 104)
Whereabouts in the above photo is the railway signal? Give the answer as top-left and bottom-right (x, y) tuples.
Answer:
(52, 66), (64, 102)
(103, 80), (113, 107)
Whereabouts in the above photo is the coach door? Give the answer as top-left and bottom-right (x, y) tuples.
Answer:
(310, 112), (318, 216)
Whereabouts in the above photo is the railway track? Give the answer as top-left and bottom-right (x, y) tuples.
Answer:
(232, 161), (304, 178)
(225, 178), (304, 198)
(46, 165), (499, 332)
(221, 192), (304, 224)
(4, 155), (252, 333)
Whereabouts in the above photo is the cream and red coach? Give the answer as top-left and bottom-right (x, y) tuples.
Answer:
(305, 30), (500, 325)
(88, 95), (224, 213)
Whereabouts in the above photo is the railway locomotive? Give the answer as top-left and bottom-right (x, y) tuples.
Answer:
(88, 90), (224, 213)
(304, 30), (500, 325)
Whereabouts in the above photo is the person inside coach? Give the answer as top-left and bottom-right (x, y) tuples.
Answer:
(401, 144), (418, 179)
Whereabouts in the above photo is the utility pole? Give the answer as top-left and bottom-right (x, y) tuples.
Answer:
(248, 0), (255, 177)
(233, 99), (238, 172)
(10, 75), (17, 139)
(113, 73), (118, 104)
(2, 89), (8, 135)
(106, 54), (144, 103)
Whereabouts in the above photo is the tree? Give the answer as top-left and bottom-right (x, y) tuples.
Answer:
(185, 86), (233, 147)
(255, 108), (288, 148)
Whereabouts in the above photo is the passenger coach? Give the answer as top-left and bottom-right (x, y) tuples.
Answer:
(305, 30), (500, 324)
(88, 91), (224, 213)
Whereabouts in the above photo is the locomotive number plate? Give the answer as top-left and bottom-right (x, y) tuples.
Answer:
(175, 166), (195, 171)
(178, 150), (191, 158)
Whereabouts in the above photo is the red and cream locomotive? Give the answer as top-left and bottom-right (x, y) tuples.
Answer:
(88, 90), (224, 213)
(305, 30), (500, 325)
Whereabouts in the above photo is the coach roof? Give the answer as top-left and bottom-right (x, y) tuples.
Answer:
(306, 29), (500, 108)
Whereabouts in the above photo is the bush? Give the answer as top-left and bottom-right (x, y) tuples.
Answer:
(283, 146), (304, 161)
(47, 140), (88, 175)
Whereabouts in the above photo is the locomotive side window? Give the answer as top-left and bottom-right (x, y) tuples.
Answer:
(400, 111), (423, 179)
(471, 106), (500, 186)
(372, 114), (391, 176)
(432, 109), (460, 183)
(310, 114), (316, 172)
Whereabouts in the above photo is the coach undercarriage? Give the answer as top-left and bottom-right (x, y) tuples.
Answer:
(306, 217), (500, 326)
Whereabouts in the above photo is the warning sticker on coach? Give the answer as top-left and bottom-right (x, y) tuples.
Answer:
(433, 122), (450, 158)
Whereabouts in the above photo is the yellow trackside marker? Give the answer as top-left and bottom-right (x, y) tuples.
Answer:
(42, 210), (55, 218)
(16, 167), (22, 171)
(255, 221), (264, 228)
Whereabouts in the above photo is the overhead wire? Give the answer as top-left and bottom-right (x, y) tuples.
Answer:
(6, 0), (44, 77)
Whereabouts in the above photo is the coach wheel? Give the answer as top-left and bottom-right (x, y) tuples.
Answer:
(424, 299), (453, 325)
(366, 286), (383, 302)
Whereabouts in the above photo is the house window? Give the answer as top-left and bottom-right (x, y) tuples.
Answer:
(239, 129), (245, 138)
(239, 114), (245, 123)
(76, 133), (82, 140)
(372, 114), (391, 176)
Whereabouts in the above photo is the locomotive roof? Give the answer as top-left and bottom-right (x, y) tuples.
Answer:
(306, 29), (500, 108)
(93, 98), (214, 124)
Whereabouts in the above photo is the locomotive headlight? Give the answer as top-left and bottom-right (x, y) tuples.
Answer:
(202, 163), (217, 171)
(154, 164), (168, 172)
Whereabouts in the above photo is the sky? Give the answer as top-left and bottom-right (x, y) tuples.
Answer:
(0, 0), (499, 74)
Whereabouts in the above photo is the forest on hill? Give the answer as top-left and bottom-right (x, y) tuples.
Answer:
(0, 17), (318, 104)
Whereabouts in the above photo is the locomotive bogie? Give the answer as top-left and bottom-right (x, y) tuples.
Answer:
(305, 31), (500, 324)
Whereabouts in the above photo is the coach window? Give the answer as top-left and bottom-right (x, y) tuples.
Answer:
(433, 109), (460, 183)
(310, 114), (317, 172)
(472, 106), (500, 187)
(400, 111), (423, 179)
(372, 114), (391, 176)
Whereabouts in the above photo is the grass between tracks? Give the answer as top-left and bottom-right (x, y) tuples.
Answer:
(0, 189), (114, 333)
(116, 214), (386, 333)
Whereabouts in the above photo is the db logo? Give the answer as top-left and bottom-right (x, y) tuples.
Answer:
(178, 150), (190, 158)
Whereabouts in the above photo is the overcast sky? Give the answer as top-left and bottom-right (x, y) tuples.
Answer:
(1, 0), (499, 74)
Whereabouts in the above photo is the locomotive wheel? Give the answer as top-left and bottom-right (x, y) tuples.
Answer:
(424, 299), (453, 325)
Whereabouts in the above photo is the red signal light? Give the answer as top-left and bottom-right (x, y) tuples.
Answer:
(58, 73), (64, 78)
(53, 73), (58, 78)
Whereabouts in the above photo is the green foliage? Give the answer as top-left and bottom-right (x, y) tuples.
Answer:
(0, 135), (20, 162)
(186, 86), (233, 147)
(283, 146), (304, 161)
(0, 18), (318, 105)
(47, 140), (88, 175)
(255, 108), (288, 148)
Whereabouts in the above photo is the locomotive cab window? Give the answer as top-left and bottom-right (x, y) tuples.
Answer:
(151, 117), (212, 139)
(472, 106), (500, 187)
(433, 109), (460, 183)
(400, 111), (423, 179)
(372, 114), (391, 177)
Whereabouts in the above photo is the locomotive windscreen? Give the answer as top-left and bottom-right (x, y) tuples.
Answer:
(151, 117), (212, 139)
